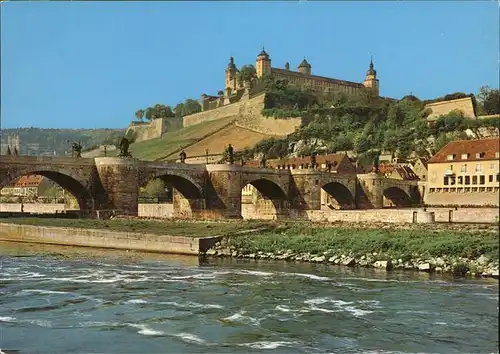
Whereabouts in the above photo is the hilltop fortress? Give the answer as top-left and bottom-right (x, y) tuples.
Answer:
(183, 48), (380, 136)
(199, 48), (380, 112)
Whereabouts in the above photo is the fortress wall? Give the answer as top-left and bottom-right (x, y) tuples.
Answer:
(425, 97), (476, 121)
(184, 100), (242, 127)
(183, 94), (301, 136)
(126, 117), (182, 143)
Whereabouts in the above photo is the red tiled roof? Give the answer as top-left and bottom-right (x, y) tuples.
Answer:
(428, 138), (500, 164)
(14, 175), (45, 188)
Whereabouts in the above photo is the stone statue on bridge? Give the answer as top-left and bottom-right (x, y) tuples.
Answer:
(118, 137), (132, 158)
(310, 151), (317, 169)
(325, 159), (332, 172)
(71, 142), (82, 158)
(226, 144), (234, 164)
(179, 150), (187, 163)
(372, 154), (380, 173)
(260, 153), (267, 168)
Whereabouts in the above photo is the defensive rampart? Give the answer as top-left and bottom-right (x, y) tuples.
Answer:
(183, 94), (301, 136)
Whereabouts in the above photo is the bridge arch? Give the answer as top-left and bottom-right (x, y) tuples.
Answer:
(321, 181), (355, 210)
(241, 177), (289, 220)
(139, 171), (205, 218)
(0, 167), (95, 213)
(383, 186), (413, 208)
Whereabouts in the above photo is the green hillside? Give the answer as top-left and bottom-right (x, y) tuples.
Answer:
(129, 116), (235, 161)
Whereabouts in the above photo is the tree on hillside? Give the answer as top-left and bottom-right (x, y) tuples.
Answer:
(174, 99), (201, 117)
(477, 86), (500, 115)
(144, 104), (175, 120)
(135, 109), (145, 121)
(237, 65), (257, 85)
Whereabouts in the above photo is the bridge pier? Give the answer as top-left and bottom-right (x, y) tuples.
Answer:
(205, 165), (243, 219)
(289, 171), (323, 210)
(356, 173), (384, 208)
(94, 157), (139, 216)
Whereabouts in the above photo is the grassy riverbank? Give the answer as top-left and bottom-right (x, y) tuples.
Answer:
(223, 224), (499, 261)
(207, 222), (500, 277)
(0, 218), (273, 237)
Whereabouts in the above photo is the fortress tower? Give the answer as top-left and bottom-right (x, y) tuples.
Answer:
(297, 58), (312, 75)
(225, 56), (238, 94)
(363, 57), (379, 96)
(255, 48), (271, 78)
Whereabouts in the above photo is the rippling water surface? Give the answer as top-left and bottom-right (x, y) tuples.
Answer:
(0, 241), (498, 354)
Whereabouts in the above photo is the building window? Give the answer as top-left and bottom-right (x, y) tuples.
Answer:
(475, 164), (483, 173)
(479, 187), (485, 192)
(472, 176), (478, 184)
(496, 152), (500, 158)
(446, 154), (455, 161)
(429, 188), (435, 193)
(458, 176), (463, 184)
(461, 153), (469, 160)
(472, 187), (478, 192)
(461, 164), (467, 173)
(489, 175), (494, 183)
(497, 174), (500, 182)
(443, 188), (449, 192)
(465, 187), (470, 192)
(479, 175), (485, 185)
(443, 177), (449, 185)
(465, 176), (470, 185)
(489, 163), (495, 170)
(476, 152), (485, 159)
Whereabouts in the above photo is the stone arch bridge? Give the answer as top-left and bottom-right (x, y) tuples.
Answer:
(0, 156), (421, 218)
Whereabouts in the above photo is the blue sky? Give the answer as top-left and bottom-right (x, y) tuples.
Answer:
(1, 1), (498, 129)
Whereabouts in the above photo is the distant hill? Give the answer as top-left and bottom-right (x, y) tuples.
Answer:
(0, 128), (125, 156)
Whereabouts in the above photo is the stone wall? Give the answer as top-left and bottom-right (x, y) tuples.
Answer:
(126, 117), (181, 143)
(138, 203), (174, 218)
(0, 203), (69, 213)
(285, 208), (499, 224)
(425, 97), (476, 121)
(0, 223), (221, 255)
(425, 207), (499, 223)
(183, 94), (301, 136)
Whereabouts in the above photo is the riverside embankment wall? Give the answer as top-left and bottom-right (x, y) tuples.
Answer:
(2, 203), (498, 224)
(0, 203), (68, 213)
(0, 223), (221, 255)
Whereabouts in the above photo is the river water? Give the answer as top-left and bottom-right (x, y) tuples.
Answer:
(0, 241), (498, 354)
